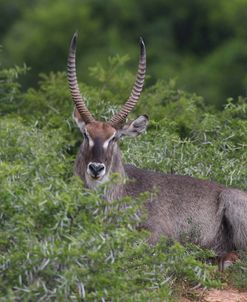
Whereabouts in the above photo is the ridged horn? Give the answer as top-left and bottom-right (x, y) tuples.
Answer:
(109, 37), (146, 129)
(67, 32), (94, 124)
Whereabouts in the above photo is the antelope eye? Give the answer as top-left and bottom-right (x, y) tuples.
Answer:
(83, 132), (89, 140)
(109, 136), (117, 143)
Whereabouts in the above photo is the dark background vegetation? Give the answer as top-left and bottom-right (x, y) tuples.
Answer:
(0, 1), (247, 301)
(1, 0), (247, 108)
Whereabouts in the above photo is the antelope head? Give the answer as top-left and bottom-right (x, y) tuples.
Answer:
(67, 33), (148, 188)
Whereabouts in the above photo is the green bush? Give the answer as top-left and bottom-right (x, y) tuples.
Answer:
(0, 59), (246, 300)
(0, 63), (28, 115)
(0, 118), (220, 301)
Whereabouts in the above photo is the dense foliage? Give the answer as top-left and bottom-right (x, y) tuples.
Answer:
(1, 0), (247, 107)
(0, 54), (247, 301)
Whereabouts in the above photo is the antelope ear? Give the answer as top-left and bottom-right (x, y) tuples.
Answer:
(118, 115), (149, 137)
(72, 108), (85, 132)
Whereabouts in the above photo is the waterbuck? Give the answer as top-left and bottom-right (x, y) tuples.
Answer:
(67, 32), (247, 269)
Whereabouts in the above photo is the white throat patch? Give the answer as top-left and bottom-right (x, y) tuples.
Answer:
(85, 172), (110, 189)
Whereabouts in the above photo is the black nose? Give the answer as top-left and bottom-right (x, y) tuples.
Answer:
(88, 163), (105, 177)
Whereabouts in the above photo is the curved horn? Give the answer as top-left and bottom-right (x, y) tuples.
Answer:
(109, 37), (146, 128)
(67, 32), (94, 124)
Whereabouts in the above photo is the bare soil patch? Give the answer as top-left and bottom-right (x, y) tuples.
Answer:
(181, 288), (247, 302)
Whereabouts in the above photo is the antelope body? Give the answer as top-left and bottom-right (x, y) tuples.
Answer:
(67, 33), (247, 267)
